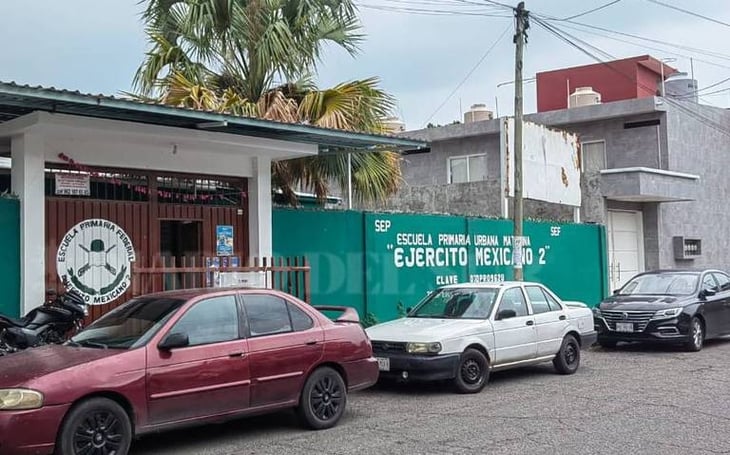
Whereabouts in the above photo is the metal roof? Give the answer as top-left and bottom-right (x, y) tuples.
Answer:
(0, 81), (428, 154)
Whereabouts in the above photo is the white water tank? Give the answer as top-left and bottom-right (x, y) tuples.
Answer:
(665, 72), (698, 103)
(568, 87), (602, 108)
(382, 117), (406, 133)
(464, 104), (493, 123)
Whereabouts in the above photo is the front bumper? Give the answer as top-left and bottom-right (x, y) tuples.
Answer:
(372, 351), (460, 382)
(594, 316), (691, 344)
(0, 403), (69, 455)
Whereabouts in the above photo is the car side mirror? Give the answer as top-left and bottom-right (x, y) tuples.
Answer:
(497, 309), (517, 320)
(613, 289), (620, 295)
(700, 288), (716, 299)
(406, 307), (412, 313)
(158, 332), (189, 351)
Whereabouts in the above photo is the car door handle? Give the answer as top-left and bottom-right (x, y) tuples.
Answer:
(526, 320), (534, 326)
(559, 315), (567, 321)
(305, 340), (318, 346)
(228, 352), (245, 358)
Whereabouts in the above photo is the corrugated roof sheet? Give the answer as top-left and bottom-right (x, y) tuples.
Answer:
(0, 81), (428, 153)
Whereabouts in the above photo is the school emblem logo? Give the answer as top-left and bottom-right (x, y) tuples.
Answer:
(56, 219), (136, 305)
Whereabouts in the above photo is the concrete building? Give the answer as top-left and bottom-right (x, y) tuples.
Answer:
(381, 58), (730, 290)
(0, 82), (426, 316)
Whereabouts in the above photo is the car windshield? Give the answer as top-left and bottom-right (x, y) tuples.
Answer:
(619, 273), (699, 296)
(70, 297), (186, 349)
(409, 288), (498, 319)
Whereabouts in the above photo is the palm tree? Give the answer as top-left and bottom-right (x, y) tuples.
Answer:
(133, 0), (401, 205)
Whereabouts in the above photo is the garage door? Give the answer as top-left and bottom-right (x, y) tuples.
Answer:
(608, 211), (644, 291)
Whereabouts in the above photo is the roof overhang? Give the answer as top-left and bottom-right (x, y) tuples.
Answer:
(600, 167), (699, 202)
(0, 82), (428, 155)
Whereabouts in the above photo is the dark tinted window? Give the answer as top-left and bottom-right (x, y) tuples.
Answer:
(497, 288), (528, 317)
(288, 302), (314, 331)
(244, 295), (293, 336)
(169, 296), (239, 346)
(702, 274), (718, 292)
(526, 286), (550, 314)
(712, 273), (730, 292)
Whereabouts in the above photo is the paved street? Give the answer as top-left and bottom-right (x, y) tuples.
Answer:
(132, 340), (730, 455)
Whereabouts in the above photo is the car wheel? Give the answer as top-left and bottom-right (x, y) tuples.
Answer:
(553, 335), (581, 375)
(56, 397), (132, 455)
(453, 348), (490, 394)
(297, 366), (347, 430)
(598, 339), (617, 349)
(685, 317), (704, 352)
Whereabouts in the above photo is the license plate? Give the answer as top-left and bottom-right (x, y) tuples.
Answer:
(376, 357), (390, 372)
(616, 322), (634, 333)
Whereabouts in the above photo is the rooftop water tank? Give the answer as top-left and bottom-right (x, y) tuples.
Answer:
(464, 103), (493, 123)
(568, 87), (602, 108)
(664, 72), (698, 103)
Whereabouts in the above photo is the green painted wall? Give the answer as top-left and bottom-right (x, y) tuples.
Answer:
(273, 209), (608, 323)
(0, 199), (20, 317)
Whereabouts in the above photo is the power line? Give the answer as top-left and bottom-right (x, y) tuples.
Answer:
(423, 24), (512, 126)
(644, 0), (730, 29)
(358, 3), (508, 16)
(542, 17), (730, 63)
(555, 22), (730, 71)
(561, 0), (623, 20)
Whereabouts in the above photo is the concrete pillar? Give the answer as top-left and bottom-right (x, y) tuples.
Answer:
(11, 133), (45, 314)
(248, 156), (272, 260)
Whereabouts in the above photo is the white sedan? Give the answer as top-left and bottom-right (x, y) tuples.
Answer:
(365, 282), (597, 393)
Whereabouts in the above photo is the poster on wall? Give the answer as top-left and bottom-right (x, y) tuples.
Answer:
(56, 218), (136, 305)
(55, 173), (90, 196)
(216, 225), (234, 256)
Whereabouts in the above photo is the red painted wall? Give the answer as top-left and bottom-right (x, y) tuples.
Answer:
(536, 56), (672, 112)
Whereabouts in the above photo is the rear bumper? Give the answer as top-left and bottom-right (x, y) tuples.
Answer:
(343, 357), (379, 391)
(0, 403), (69, 455)
(372, 352), (460, 382)
(594, 317), (691, 344)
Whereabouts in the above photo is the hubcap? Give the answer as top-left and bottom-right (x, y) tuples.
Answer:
(565, 343), (578, 365)
(73, 411), (123, 455)
(461, 359), (482, 384)
(311, 375), (343, 421)
(693, 321), (703, 347)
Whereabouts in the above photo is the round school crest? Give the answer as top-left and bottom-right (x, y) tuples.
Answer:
(56, 219), (136, 305)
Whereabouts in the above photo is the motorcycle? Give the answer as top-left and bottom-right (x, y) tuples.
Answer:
(0, 285), (88, 356)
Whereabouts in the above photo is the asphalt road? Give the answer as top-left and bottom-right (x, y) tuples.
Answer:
(132, 340), (730, 455)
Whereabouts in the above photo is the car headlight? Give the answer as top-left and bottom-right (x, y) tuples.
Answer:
(406, 342), (442, 354)
(0, 389), (44, 410)
(652, 308), (683, 320)
(592, 308), (602, 317)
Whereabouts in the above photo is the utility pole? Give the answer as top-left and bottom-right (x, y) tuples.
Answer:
(512, 1), (529, 281)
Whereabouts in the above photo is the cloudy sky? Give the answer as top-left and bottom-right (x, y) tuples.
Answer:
(1, 0), (730, 130)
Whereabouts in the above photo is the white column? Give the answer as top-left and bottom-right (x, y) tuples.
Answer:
(11, 132), (45, 314)
(248, 156), (272, 260)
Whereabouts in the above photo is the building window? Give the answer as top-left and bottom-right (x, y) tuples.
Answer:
(448, 154), (487, 183)
(581, 141), (606, 172)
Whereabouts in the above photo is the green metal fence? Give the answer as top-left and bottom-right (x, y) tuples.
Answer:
(273, 209), (608, 323)
(0, 198), (20, 317)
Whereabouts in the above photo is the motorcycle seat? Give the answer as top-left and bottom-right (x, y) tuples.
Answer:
(0, 315), (27, 328)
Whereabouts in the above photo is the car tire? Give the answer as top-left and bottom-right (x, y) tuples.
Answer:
(684, 317), (704, 352)
(56, 397), (132, 455)
(553, 335), (581, 375)
(453, 348), (490, 394)
(297, 366), (347, 430)
(598, 339), (617, 349)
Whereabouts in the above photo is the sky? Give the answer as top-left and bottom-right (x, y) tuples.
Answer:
(1, 0), (730, 130)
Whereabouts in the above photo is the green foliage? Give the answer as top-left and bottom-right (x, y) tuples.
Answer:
(361, 311), (379, 328)
(133, 0), (402, 205)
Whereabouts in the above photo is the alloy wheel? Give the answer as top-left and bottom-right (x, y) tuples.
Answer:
(310, 375), (343, 421)
(72, 411), (124, 455)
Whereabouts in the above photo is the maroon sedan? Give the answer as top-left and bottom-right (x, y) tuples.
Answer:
(0, 288), (378, 455)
